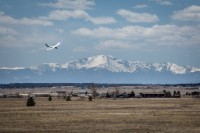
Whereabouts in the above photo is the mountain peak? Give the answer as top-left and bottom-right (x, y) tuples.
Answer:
(87, 55), (109, 68)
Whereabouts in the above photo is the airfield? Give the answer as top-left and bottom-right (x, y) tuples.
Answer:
(0, 85), (200, 133)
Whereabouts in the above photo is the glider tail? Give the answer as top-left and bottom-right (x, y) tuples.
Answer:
(45, 44), (50, 47)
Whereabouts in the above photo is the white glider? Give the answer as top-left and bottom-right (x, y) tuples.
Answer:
(45, 40), (62, 50)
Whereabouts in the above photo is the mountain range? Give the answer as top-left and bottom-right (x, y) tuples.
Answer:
(1, 55), (200, 84)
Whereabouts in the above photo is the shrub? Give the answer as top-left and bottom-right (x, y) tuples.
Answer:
(106, 92), (111, 98)
(130, 91), (135, 97)
(176, 91), (181, 97)
(88, 96), (93, 101)
(173, 91), (177, 96)
(66, 96), (71, 101)
(27, 97), (35, 107)
(48, 95), (52, 101)
(163, 90), (171, 97)
(166, 92), (172, 97)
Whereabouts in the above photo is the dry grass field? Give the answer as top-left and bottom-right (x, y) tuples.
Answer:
(0, 97), (200, 133)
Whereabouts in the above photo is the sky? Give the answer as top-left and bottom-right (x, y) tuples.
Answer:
(0, 0), (200, 67)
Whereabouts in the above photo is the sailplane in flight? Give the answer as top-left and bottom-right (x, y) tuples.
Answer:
(45, 40), (62, 50)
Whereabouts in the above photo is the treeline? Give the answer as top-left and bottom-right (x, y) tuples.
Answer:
(0, 83), (200, 89)
(0, 83), (140, 88)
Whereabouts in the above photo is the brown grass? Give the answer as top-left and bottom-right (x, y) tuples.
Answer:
(0, 97), (200, 133)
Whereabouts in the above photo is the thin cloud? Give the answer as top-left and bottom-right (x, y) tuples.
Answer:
(39, 0), (95, 10)
(133, 4), (148, 9)
(44, 9), (116, 24)
(0, 11), (53, 26)
(73, 27), (118, 38)
(0, 26), (18, 35)
(73, 25), (200, 46)
(47, 10), (90, 20)
(172, 5), (200, 21)
(117, 9), (159, 23)
(73, 46), (88, 52)
(0, 2), (114, 26)
(0, 35), (17, 47)
(39, 0), (115, 25)
(87, 16), (116, 24)
(152, 0), (173, 6)
(0, 27), (61, 48)
(97, 40), (132, 49)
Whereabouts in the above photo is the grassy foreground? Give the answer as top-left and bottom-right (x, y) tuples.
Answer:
(0, 97), (200, 133)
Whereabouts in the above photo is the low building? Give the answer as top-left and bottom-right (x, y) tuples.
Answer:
(56, 91), (66, 98)
(140, 92), (165, 98)
(19, 94), (29, 98)
(99, 93), (107, 98)
(0, 93), (6, 98)
(6, 94), (19, 98)
(31, 93), (50, 97)
(50, 93), (59, 97)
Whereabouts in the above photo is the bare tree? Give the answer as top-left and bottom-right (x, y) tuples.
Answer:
(89, 83), (97, 99)
(115, 85), (119, 95)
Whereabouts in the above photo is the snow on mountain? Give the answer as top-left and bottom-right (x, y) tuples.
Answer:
(190, 67), (200, 73)
(39, 63), (60, 72)
(152, 63), (166, 72)
(167, 63), (187, 74)
(1, 55), (199, 74)
(0, 55), (199, 74)
(86, 55), (108, 68)
(62, 55), (137, 72)
(0, 67), (25, 70)
(0, 55), (200, 83)
(61, 55), (197, 74)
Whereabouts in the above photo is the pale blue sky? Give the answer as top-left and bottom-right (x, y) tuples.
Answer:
(0, 0), (200, 67)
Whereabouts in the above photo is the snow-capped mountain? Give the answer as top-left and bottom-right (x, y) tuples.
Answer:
(61, 55), (199, 74)
(1, 55), (200, 84)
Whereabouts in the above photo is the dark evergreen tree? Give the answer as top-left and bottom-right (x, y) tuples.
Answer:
(164, 91), (171, 97)
(48, 95), (52, 101)
(130, 91), (135, 97)
(27, 97), (35, 107)
(88, 96), (93, 101)
(106, 92), (111, 98)
(66, 96), (71, 101)
(173, 91), (177, 96)
(177, 91), (181, 97)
